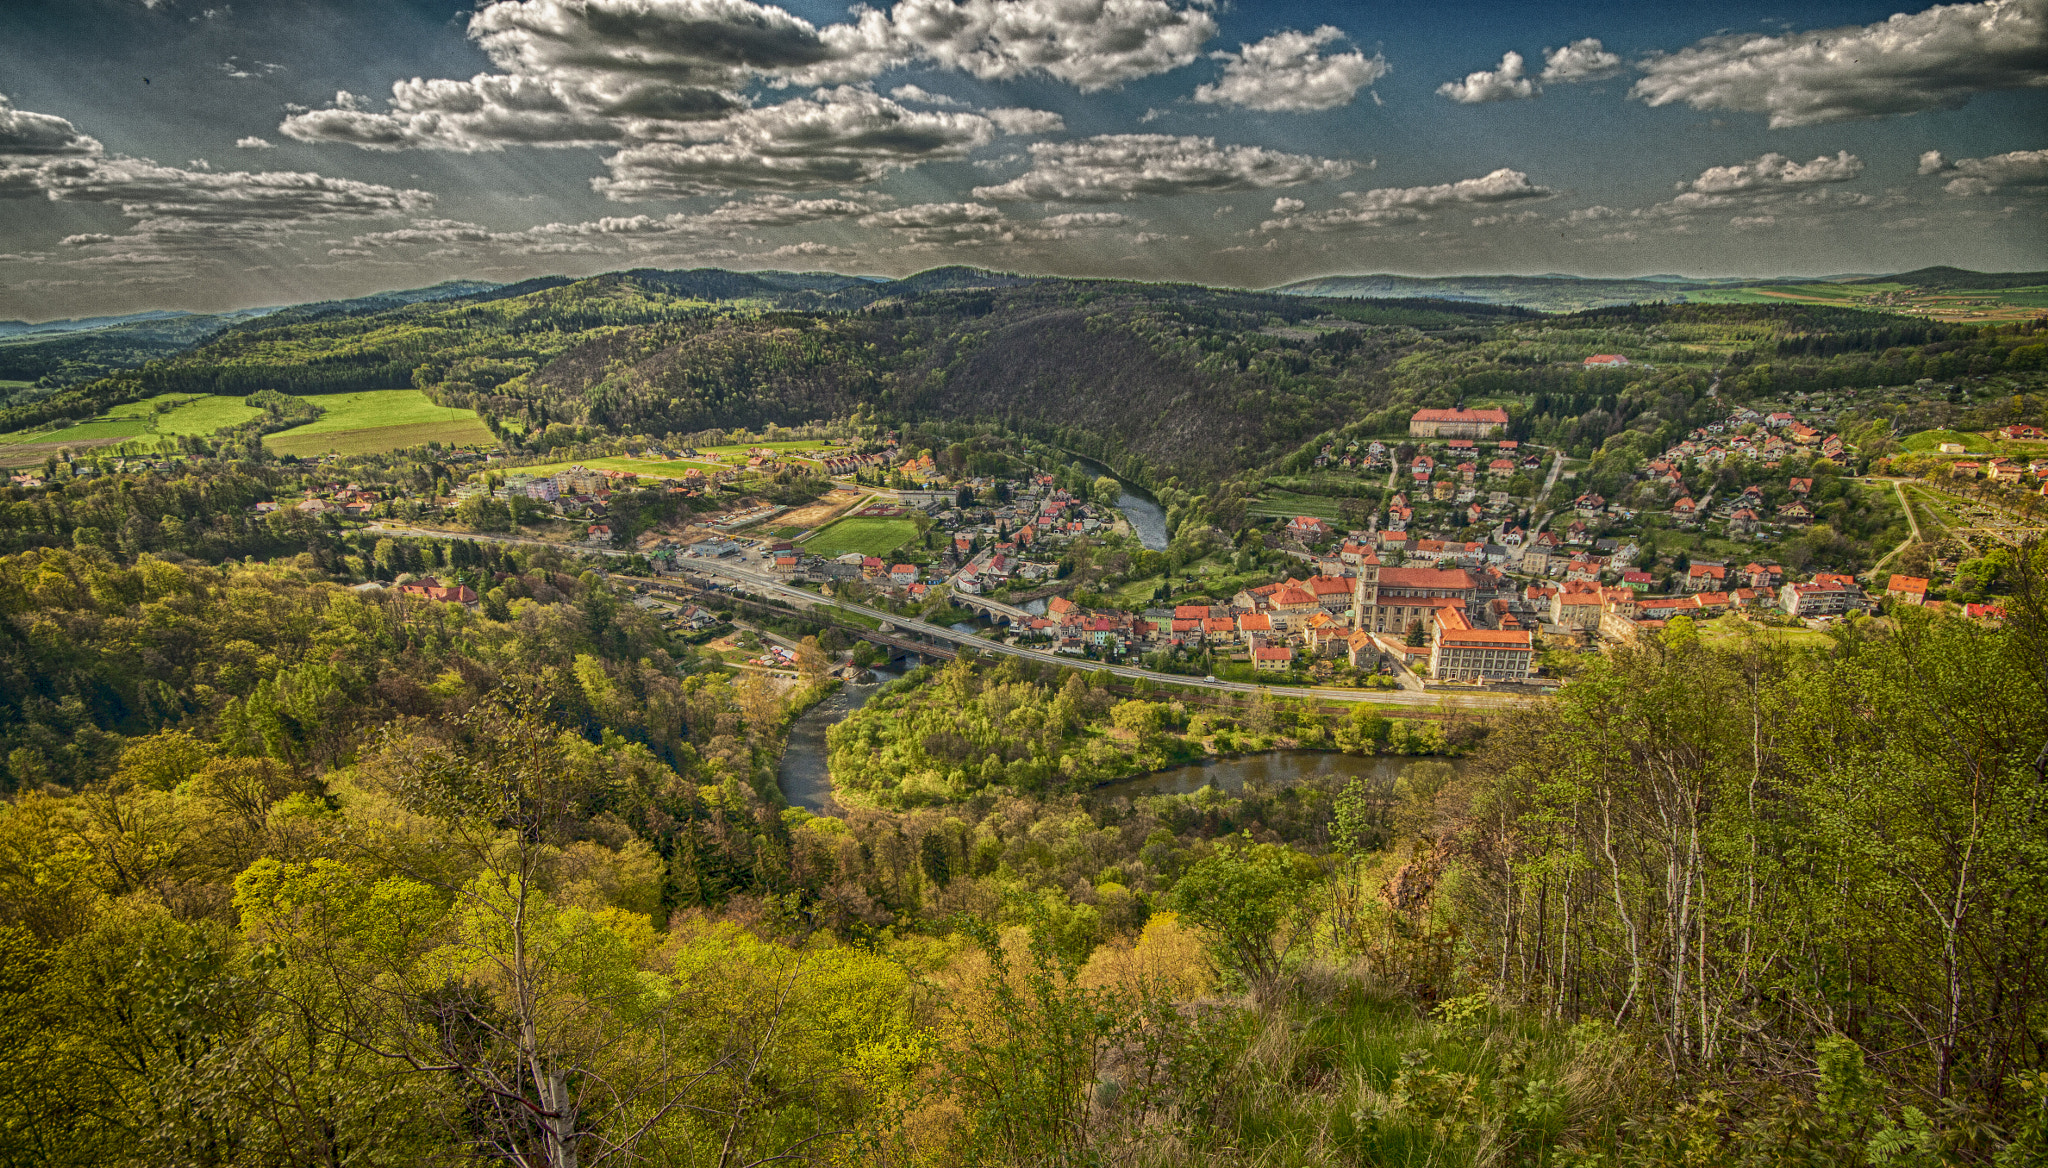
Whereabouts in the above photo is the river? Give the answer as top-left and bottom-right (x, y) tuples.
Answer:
(777, 669), (899, 813)
(783, 700), (1459, 812)
(1094, 750), (1464, 799)
(1071, 454), (1168, 551)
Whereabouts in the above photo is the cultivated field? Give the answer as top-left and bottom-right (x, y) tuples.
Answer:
(1688, 282), (2048, 322)
(801, 515), (920, 558)
(520, 455), (723, 479)
(262, 390), (492, 456)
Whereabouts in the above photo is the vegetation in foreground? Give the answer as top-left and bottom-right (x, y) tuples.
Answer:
(0, 528), (2042, 1166)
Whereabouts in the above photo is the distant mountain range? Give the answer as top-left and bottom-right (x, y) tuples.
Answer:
(1271, 267), (2048, 312)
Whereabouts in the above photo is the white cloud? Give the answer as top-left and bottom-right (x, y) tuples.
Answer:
(1471, 209), (1542, 226)
(1191, 26), (1388, 112)
(235, 136), (274, 149)
(766, 240), (855, 258)
(220, 57), (284, 79)
(41, 157), (435, 237)
(1437, 51), (1536, 104)
(1271, 196), (1305, 213)
(592, 87), (995, 198)
(1685, 150), (1864, 193)
(889, 84), (960, 105)
(61, 233), (118, 246)
(984, 107), (1066, 135)
(1039, 210), (1128, 227)
(0, 94), (103, 158)
(1539, 38), (1621, 83)
(1262, 167), (1553, 231)
(886, 0), (1218, 91)
(1920, 146), (2048, 194)
(972, 133), (1354, 201)
(859, 200), (1011, 241)
(1631, 0), (2048, 128)
(280, 78), (638, 152)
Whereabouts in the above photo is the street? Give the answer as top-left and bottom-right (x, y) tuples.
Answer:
(367, 521), (1544, 711)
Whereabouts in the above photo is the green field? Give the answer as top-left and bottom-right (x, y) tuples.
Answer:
(696, 440), (838, 459)
(800, 516), (920, 558)
(1691, 615), (1832, 649)
(1901, 429), (1992, 453)
(520, 455), (722, 479)
(1248, 489), (1346, 521)
(0, 415), (149, 445)
(263, 390), (492, 456)
(1, 392), (266, 447)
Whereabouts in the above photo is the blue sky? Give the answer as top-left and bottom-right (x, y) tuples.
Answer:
(1, 0), (2044, 317)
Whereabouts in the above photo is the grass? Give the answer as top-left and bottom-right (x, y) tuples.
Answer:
(1249, 489), (1347, 522)
(1901, 428), (1992, 453)
(262, 390), (492, 456)
(1691, 614), (1832, 649)
(1, 392), (271, 447)
(800, 515), (921, 558)
(519, 455), (722, 479)
(0, 416), (149, 445)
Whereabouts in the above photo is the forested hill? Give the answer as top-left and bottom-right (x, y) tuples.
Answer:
(13, 264), (2026, 486)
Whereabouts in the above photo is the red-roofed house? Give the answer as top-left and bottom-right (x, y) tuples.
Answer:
(1409, 407), (1510, 439)
(1583, 354), (1629, 367)
(1886, 575), (1930, 605)
(1430, 607), (1534, 681)
(1253, 645), (1295, 670)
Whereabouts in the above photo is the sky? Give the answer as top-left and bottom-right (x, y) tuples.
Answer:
(1, 0), (2044, 319)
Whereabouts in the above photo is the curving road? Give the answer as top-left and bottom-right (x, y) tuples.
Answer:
(368, 522), (1544, 711)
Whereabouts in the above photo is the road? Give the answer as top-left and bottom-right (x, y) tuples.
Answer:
(369, 522), (1542, 712)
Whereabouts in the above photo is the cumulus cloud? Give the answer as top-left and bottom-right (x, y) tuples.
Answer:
(1539, 38), (1621, 83)
(1039, 210), (1128, 227)
(889, 84), (960, 105)
(858, 200), (1012, 241)
(1919, 146), (2048, 194)
(280, 78), (638, 152)
(766, 240), (855, 258)
(235, 136), (274, 149)
(1192, 26), (1387, 111)
(1684, 150), (1864, 193)
(1631, 0), (2048, 128)
(972, 133), (1354, 201)
(285, 0), (1219, 157)
(1262, 168), (1553, 231)
(1471, 209), (1542, 226)
(984, 107), (1066, 135)
(592, 87), (995, 198)
(886, 0), (1217, 91)
(1271, 196), (1304, 213)
(1437, 51), (1536, 103)
(0, 94), (103, 157)
(41, 157), (434, 235)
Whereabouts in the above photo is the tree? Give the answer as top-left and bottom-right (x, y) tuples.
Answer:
(796, 636), (830, 686)
(1092, 475), (1121, 506)
(1165, 839), (1311, 993)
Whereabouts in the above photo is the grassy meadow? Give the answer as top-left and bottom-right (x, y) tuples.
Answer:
(262, 390), (492, 456)
(801, 515), (921, 558)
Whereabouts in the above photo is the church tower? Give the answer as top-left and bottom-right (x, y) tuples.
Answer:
(1352, 550), (1380, 629)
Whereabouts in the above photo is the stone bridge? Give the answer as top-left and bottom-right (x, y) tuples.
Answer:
(949, 592), (1037, 626)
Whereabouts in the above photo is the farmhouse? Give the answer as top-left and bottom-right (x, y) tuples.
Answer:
(1409, 406), (1510, 440)
(1583, 354), (1628, 367)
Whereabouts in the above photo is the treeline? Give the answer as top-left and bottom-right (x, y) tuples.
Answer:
(1452, 590), (2048, 1126)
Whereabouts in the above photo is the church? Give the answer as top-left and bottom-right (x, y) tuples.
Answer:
(1351, 553), (1482, 636)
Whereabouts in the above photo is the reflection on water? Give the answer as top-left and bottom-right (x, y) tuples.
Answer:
(778, 670), (895, 814)
(1072, 454), (1168, 551)
(1096, 750), (1464, 799)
